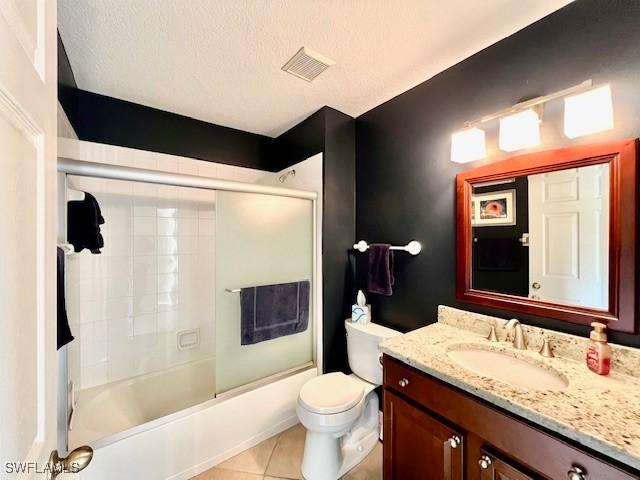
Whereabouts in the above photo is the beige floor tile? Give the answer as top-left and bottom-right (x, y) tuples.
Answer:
(341, 441), (383, 480)
(264, 424), (306, 480)
(215, 435), (279, 475)
(190, 467), (263, 480)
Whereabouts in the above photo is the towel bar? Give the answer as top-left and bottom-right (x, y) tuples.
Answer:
(225, 280), (310, 293)
(352, 240), (421, 256)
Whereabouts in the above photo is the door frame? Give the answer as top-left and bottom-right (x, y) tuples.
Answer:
(0, 0), (59, 474)
(456, 139), (638, 333)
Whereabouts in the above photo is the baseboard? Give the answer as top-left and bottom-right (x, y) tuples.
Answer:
(167, 415), (300, 480)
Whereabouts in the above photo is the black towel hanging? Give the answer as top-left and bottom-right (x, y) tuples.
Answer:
(57, 248), (74, 350)
(67, 192), (105, 254)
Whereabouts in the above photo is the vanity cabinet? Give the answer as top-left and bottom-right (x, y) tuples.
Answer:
(383, 355), (639, 480)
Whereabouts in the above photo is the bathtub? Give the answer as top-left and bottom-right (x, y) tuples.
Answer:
(70, 358), (216, 447)
(74, 366), (316, 479)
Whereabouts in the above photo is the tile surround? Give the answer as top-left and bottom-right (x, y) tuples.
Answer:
(60, 138), (269, 391)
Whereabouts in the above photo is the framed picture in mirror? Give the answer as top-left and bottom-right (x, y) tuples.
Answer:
(472, 189), (516, 227)
(456, 139), (638, 333)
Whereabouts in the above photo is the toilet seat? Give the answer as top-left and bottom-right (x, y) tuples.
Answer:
(298, 372), (364, 414)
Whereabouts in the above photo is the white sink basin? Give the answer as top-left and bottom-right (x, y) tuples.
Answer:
(447, 345), (568, 391)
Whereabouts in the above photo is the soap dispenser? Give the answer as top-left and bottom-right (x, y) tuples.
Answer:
(586, 322), (612, 375)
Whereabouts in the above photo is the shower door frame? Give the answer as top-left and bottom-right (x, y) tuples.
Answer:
(57, 157), (321, 450)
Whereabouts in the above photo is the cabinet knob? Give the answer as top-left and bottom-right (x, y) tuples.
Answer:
(478, 454), (492, 470)
(532, 281), (541, 290)
(567, 466), (586, 480)
(398, 378), (410, 388)
(448, 435), (461, 449)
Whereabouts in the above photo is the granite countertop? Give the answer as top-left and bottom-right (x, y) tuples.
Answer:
(379, 306), (640, 471)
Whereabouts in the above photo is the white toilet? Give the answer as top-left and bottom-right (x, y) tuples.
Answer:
(296, 320), (401, 480)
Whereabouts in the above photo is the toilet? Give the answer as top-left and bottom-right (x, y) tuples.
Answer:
(296, 320), (401, 480)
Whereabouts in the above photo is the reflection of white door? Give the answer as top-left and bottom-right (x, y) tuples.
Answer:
(528, 165), (609, 309)
(0, 0), (58, 477)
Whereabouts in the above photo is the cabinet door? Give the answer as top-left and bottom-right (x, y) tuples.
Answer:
(384, 390), (463, 480)
(478, 450), (537, 480)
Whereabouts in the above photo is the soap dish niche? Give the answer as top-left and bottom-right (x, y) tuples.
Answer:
(177, 328), (200, 351)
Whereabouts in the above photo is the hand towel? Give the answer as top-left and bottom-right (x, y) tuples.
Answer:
(367, 244), (395, 296)
(240, 280), (310, 345)
(57, 247), (74, 349)
(67, 192), (105, 254)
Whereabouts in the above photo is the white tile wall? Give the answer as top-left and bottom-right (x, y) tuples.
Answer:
(60, 138), (275, 391)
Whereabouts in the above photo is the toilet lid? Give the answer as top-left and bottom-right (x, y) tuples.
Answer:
(299, 372), (364, 414)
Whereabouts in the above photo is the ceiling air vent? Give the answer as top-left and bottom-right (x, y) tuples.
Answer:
(282, 47), (335, 82)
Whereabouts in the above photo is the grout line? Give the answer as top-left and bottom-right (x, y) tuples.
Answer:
(264, 430), (283, 476)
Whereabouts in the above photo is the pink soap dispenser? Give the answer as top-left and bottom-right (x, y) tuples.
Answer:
(586, 322), (612, 375)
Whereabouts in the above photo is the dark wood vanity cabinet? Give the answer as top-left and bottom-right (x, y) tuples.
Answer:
(383, 355), (639, 480)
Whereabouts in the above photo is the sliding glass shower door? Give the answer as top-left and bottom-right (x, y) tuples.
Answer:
(215, 191), (315, 394)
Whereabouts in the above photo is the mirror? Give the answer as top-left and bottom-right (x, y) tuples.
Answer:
(471, 163), (609, 309)
(456, 140), (638, 333)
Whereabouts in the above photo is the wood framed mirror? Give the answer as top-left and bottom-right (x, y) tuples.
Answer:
(456, 139), (638, 333)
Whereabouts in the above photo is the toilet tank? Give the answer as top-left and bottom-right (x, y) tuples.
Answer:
(345, 320), (401, 385)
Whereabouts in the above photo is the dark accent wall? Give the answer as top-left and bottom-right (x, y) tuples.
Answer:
(355, 0), (640, 348)
(61, 89), (274, 170)
(273, 107), (356, 373)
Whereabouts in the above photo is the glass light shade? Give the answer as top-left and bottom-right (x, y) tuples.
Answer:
(564, 84), (613, 139)
(499, 109), (541, 152)
(450, 127), (486, 163)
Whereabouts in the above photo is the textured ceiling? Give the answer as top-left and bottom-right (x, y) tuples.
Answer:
(58, 0), (574, 137)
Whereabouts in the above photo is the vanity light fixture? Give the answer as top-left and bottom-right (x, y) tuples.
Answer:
(450, 80), (614, 162)
(564, 84), (613, 138)
(498, 108), (541, 152)
(450, 127), (486, 163)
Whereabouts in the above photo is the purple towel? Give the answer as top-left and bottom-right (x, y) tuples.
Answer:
(367, 244), (395, 296)
(240, 281), (310, 345)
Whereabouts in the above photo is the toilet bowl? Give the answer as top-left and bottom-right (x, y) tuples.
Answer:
(296, 320), (401, 480)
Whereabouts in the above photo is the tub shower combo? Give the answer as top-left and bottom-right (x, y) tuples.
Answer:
(57, 157), (319, 456)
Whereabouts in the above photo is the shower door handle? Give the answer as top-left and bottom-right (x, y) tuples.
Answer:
(47, 446), (93, 480)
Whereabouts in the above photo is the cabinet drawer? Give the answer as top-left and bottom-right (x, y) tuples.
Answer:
(383, 355), (639, 480)
(383, 354), (434, 405)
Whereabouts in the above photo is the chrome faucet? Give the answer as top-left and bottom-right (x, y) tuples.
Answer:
(505, 319), (527, 350)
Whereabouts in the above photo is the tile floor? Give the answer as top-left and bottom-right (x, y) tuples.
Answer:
(192, 424), (382, 480)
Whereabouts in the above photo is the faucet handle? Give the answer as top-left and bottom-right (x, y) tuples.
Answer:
(487, 325), (498, 342)
(539, 338), (555, 358)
